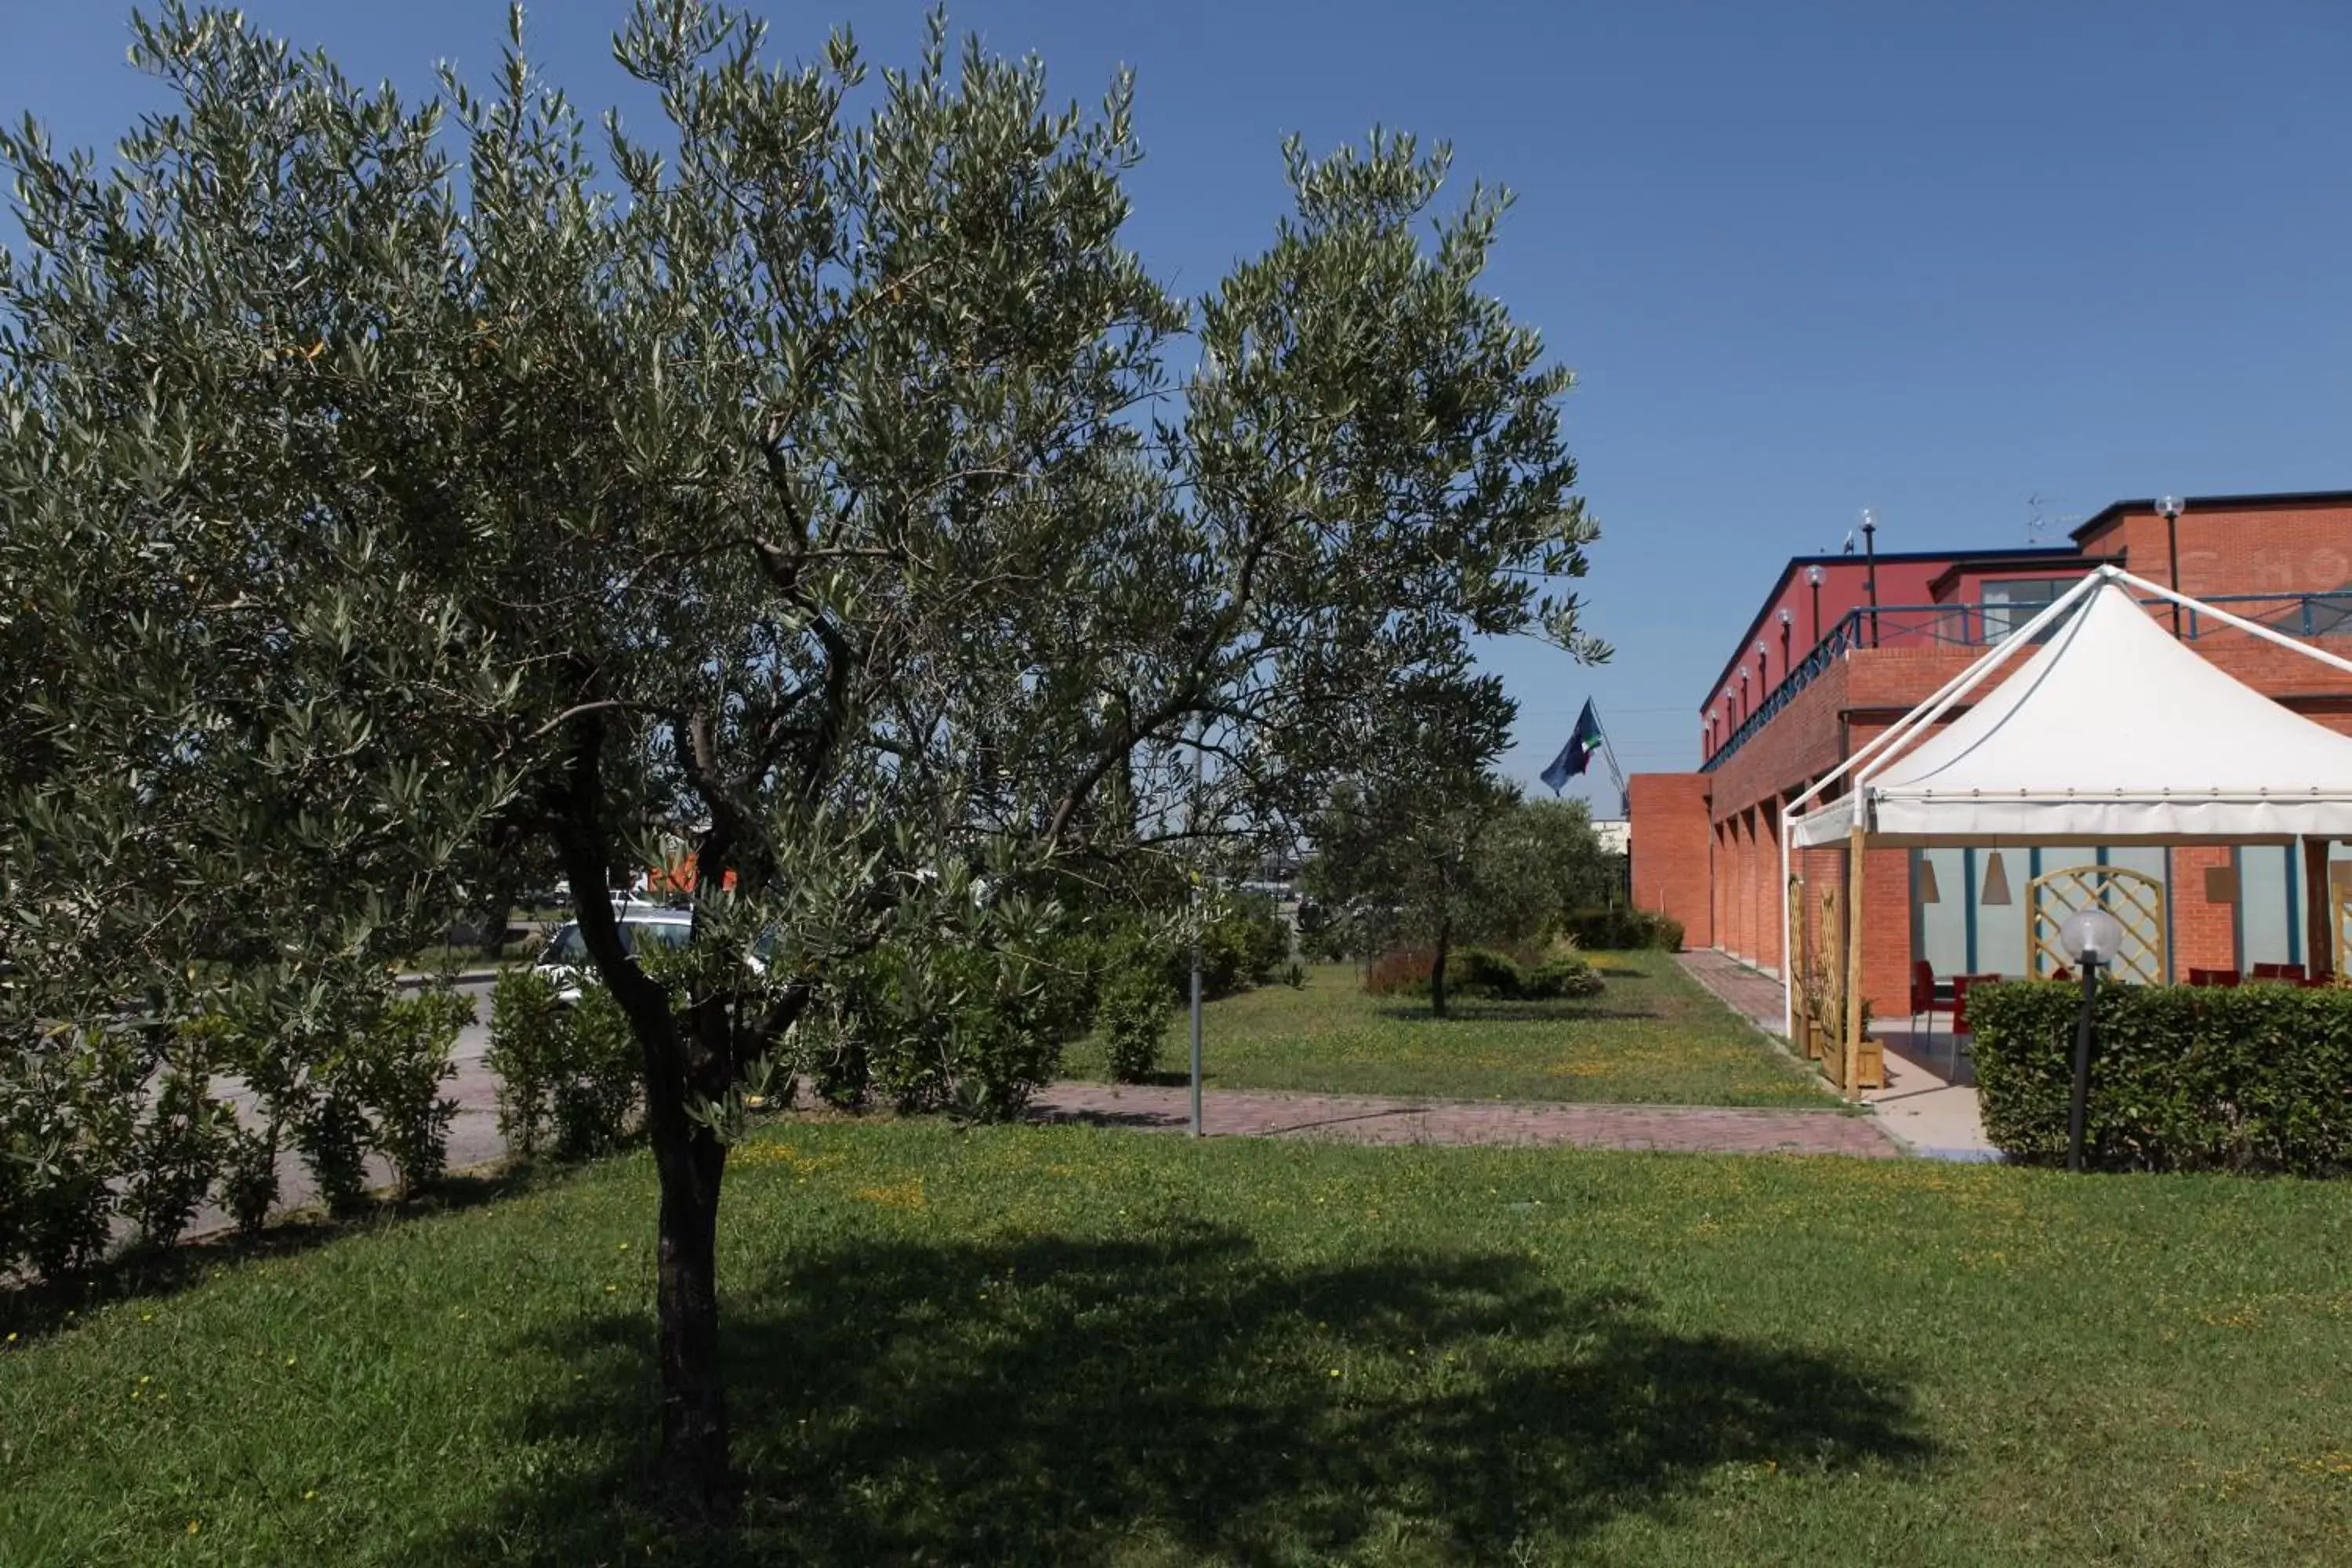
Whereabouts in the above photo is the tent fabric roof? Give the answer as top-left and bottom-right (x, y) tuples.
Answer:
(1790, 579), (2352, 847)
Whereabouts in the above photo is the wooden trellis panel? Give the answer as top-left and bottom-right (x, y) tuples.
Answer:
(2330, 863), (2352, 973)
(2027, 863), (2167, 985)
(1811, 879), (1844, 1063)
(1785, 873), (1812, 1056)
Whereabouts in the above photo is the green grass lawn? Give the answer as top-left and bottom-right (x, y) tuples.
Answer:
(5, 1123), (2348, 1565)
(1063, 953), (1835, 1108)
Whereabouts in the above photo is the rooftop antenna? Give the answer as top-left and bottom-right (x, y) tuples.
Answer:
(2026, 492), (2048, 549)
(1840, 530), (1856, 555)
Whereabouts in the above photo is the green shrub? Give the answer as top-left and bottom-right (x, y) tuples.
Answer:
(808, 938), (1071, 1120)
(1450, 947), (1527, 998)
(485, 969), (560, 1157)
(358, 991), (470, 1196)
(0, 1025), (141, 1279)
(1556, 908), (1682, 952)
(1363, 946), (1606, 1004)
(1522, 956), (1605, 1000)
(0, 982), (477, 1281)
(220, 1123), (282, 1238)
(486, 971), (642, 1161)
(1196, 893), (1290, 996)
(552, 987), (643, 1157)
(1096, 949), (1175, 1083)
(292, 1064), (374, 1217)
(1969, 980), (2352, 1174)
(121, 1051), (236, 1249)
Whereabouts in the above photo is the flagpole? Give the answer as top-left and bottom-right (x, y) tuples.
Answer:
(1591, 702), (1630, 815)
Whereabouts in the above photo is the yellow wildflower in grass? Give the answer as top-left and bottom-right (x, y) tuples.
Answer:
(852, 1178), (927, 1211)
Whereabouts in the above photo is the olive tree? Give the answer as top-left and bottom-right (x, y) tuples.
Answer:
(0, 1), (1602, 1517)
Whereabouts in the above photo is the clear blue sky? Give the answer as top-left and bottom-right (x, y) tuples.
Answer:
(7, 1), (2348, 812)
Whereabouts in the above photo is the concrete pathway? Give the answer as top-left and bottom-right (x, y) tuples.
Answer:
(1027, 1083), (1900, 1158)
(1673, 947), (2000, 1163)
(1863, 1028), (1998, 1163)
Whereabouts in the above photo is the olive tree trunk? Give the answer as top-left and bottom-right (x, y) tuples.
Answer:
(1431, 914), (1453, 1018)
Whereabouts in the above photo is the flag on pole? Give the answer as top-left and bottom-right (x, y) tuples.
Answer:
(1541, 700), (1605, 795)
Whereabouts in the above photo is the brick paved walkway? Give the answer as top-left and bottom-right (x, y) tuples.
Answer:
(1027, 1083), (1900, 1158)
(1674, 949), (1789, 1036)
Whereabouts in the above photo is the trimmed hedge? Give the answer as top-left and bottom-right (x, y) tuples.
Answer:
(1968, 979), (2352, 1174)
(0, 987), (470, 1282)
(1556, 907), (1684, 953)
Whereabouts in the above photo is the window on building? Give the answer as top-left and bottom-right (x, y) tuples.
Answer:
(2235, 841), (2352, 971)
(2238, 846), (2296, 971)
(1911, 844), (2168, 982)
(1980, 579), (2076, 644)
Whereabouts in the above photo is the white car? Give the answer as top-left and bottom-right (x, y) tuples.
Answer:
(533, 907), (694, 1005)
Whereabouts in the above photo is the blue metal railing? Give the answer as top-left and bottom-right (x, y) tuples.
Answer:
(1700, 590), (2352, 773)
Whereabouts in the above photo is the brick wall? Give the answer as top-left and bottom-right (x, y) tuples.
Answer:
(1642, 495), (2352, 1001)
(1627, 773), (1712, 946)
(2169, 846), (2238, 976)
(2081, 501), (2352, 599)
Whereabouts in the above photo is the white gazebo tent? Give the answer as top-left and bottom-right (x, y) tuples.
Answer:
(1780, 563), (2352, 1091)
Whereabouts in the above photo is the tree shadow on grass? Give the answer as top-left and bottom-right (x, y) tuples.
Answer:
(0, 1164), (546, 1342)
(411, 1225), (1933, 1564)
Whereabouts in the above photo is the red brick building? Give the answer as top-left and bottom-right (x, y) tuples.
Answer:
(1630, 489), (2352, 1016)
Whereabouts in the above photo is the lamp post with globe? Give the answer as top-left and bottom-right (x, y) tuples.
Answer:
(2056, 908), (2124, 1173)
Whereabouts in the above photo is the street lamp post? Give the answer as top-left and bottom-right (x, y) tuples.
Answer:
(2056, 908), (2124, 1174)
(2158, 495), (2186, 637)
(1777, 608), (1793, 672)
(1860, 510), (1880, 648)
(1189, 719), (1207, 1137)
(1807, 564), (1824, 647)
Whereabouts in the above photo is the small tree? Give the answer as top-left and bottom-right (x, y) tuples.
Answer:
(1301, 680), (1549, 1017)
(1, 2), (1604, 1518)
(1479, 796), (1620, 934)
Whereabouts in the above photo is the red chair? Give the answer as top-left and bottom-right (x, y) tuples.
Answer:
(2188, 967), (2241, 988)
(2252, 962), (2306, 983)
(1950, 975), (2000, 1036)
(2049, 964), (2074, 983)
(1944, 975), (2000, 1083)
(1910, 960), (1956, 1033)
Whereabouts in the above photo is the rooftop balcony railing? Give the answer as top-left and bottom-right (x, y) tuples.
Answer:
(1700, 590), (2352, 772)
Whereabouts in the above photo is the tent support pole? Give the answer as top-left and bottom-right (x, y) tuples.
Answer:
(1845, 824), (1867, 1098)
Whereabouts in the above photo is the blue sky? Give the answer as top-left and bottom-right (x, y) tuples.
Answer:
(6, 1), (2348, 811)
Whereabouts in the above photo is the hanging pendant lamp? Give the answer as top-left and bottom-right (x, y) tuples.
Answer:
(1980, 851), (2013, 906)
(1917, 858), (1942, 904)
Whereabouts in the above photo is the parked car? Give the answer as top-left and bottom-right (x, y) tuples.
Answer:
(531, 906), (771, 1004)
(533, 908), (695, 1005)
